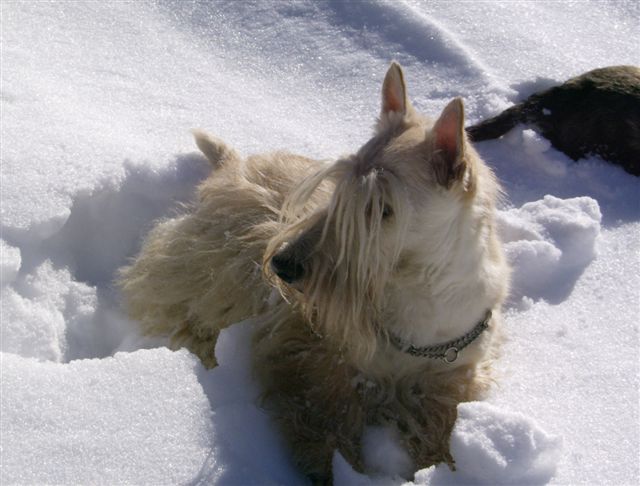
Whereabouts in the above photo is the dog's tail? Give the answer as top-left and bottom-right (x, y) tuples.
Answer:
(192, 129), (238, 167)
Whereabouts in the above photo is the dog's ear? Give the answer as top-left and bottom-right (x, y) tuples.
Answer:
(381, 62), (408, 116)
(432, 98), (469, 188)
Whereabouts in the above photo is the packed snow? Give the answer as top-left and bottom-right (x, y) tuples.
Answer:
(1, 1), (638, 485)
(2, 349), (216, 485)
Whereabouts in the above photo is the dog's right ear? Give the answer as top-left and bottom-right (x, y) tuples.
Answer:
(432, 98), (472, 189)
(381, 62), (408, 117)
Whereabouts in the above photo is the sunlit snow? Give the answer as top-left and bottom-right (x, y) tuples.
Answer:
(1, 1), (638, 485)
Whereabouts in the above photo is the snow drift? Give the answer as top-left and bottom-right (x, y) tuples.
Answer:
(1, 1), (638, 485)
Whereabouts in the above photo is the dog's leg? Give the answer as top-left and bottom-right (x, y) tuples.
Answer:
(254, 318), (366, 483)
(387, 365), (493, 474)
(401, 398), (457, 472)
(277, 372), (365, 484)
(170, 319), (219, 368)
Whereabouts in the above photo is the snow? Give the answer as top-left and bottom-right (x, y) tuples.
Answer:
(415, 402), (562, 485)
(0, 240), (21, 286)
(1, 349), (215, 485)
(362, 426), (415, 479)
(1, 261), (94, 362)
(1, 1), (638, 485)
(499, 195), (601, 305)
(491, 223), (640, 486)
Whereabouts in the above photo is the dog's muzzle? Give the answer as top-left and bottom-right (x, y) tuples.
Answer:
(270, 252), (305, 284)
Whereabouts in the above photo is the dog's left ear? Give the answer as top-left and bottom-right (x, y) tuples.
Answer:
(432, 98), (470, 188)
(381, 62), (408, 116)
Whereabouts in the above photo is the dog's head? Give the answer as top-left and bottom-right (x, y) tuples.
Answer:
(264, 62), (499, 363)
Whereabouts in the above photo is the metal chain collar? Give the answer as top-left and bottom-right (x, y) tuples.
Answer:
(388, 310), (492, 364)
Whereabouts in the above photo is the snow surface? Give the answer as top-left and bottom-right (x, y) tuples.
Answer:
(1, 1), (639, 485)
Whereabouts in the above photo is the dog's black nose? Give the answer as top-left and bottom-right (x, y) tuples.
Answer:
(271, 253), (305, 284)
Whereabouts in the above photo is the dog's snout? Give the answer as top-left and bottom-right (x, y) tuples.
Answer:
(271, 253), (305, 284)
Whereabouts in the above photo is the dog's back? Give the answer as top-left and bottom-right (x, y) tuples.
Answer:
(118, 143), (325, 367)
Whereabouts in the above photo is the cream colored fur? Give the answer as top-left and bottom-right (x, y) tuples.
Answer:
(118, 62), (509, 482)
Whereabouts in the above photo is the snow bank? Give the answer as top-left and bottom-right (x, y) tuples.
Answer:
(0, 257), (138, 364)
(499, 195), (602, 305)
(400, 0), (640, 107)
(7, 0), (634, 231)
(478, 127), (639, 226)
(490, 223), (640, 486)
(1, 261), (95, 362)
(0, 240), (21, 286)
(1, 156), (210, 365)
(332, 401), (561, 486)
(40, 156), (210, 285)
(0, 318), (304, 486)
(2, 0), (638, 485)
(5, 156), (211, 286)
(415, 402), (561, 486)
(449, 403), (561, 484)
(171, 320), (305, 485)
(1, 349), (215, 485)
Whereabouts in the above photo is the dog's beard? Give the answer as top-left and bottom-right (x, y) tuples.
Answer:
(263, 161), (411, 366)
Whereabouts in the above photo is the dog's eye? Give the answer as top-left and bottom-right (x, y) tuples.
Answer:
(366, 202), (393, 221)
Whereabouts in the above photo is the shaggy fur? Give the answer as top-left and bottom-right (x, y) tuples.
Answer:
(466, 65), (640, 176)
(119, 62), (510, 482)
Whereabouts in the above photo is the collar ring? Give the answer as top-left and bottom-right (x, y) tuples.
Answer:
(443, 347), (459, 364)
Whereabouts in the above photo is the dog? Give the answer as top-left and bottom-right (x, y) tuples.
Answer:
(118, 62), (510, 482)
(466, 65), (640, 176)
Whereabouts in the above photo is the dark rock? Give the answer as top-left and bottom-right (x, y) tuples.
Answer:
(466, 66), (640, 176)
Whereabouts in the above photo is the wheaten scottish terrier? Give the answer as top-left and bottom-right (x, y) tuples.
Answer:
(119, 62), (509, 482)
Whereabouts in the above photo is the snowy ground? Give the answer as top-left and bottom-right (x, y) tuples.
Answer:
(1, 1), (639, 485)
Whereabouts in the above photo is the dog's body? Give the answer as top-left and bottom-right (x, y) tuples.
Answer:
(466, 65), (640, 176)
(119, 63), (509, 481)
